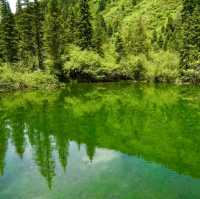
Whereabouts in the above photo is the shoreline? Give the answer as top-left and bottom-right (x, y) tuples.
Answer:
(0, 78), (199, 94)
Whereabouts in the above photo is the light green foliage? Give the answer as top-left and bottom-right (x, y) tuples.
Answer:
(146, 51), (179, 83)
(123, 16), (149, 56)
(0, 64), (57, 90)
(120, 54), (147, 80)
(64, 45), (102, 72)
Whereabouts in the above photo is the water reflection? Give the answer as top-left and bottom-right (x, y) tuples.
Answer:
(0, 83), (200, 190)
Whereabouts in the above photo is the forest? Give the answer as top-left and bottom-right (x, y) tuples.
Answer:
(0, 0), (200, 90)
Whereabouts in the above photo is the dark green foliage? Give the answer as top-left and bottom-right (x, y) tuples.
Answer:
(93, 14), (106, 55)
(158, 34), (164, 49)
(33, 0), (45, 70)
(78, 0), (93, 50)
(65, 6), (81, 45)
(97, 0), (106, 12)
(133, 58), (146, 81)
(163, 16), (175, 50)
(181, 0), (200, 69)
(44, 0), (64, 75)
(115, 33), (125, 62)
(151, 30), (158, 50)
(0, 0), (17, 63)
(16, 0), (36, 66)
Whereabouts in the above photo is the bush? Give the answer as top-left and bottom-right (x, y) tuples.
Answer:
(146, 50), (179, 83)
(63, 45), (126, 81)
(120, 54), (147, 80)
(63, 45), (102, 80)
(0, 64), (58, 91)
(64, 45), (101, 71)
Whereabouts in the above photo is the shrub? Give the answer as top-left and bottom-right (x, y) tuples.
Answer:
(64, 45), (102, 70)
(146, 50), (179, 82)
(0, 64), (57, 91)
(63, 45), (102, 80)
(120, 54), (147, 80)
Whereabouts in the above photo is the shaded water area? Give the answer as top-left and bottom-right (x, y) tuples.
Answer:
(0, 83), (200, 199)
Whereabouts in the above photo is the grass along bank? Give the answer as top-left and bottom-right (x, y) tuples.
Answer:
(0, 64), (58, 92)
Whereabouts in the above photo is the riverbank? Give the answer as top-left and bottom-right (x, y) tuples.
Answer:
(0, 70), (199, 94)
(0, 53), (200, 93)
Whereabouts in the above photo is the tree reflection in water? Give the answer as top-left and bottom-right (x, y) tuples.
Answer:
(0, 83), (200, 188)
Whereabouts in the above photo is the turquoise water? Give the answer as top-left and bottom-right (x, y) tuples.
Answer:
(0, 83), (200, 199)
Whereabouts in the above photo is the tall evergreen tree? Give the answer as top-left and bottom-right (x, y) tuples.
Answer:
(115, 33), (125, 63)
(33, 0), (44, 70)
(93, 14), (106, 55)
(163, 16), (175, 50)
(44, 0), (64, 76)
(78, 0), (93, 50)
(0, 0), (17, 63)
(65, 6), (80, 45)
(15, 0), (36, 68)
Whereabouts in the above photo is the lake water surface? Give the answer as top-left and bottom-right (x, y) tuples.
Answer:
(0, 83), (200, 199)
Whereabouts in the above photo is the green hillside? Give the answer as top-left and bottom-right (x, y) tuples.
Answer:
(103, 0), (181, 33)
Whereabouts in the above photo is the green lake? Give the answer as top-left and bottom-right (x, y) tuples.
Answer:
(0, 83), (200, 199)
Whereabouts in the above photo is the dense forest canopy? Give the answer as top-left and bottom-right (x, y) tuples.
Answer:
(0, 0), (200, 88)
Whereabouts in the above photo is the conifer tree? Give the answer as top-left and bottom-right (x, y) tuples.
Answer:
(115, 33), (125, 63)
(163, 16), (175, 50)
(33, 0), (44, 70)
(15, 0), (35, 67)
(0, 0), (17, 63)
(44, 0), (64, 76)
(93, 14), (106, 55)
(65, 6), (80, 45)
(78, 0), (93, 50)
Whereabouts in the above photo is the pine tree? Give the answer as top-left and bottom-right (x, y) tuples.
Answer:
(15, 0), (36, 68)
(93, 14), (106, 55)
(0, 0), (17, 63)
(115, 33), (125, 63)
(65, 6), (80, 45)
(33, 0), (44, 70)
(163, 16), (175, 50)
(44, 0), (64, 76)
(78, 0), (93, 50)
